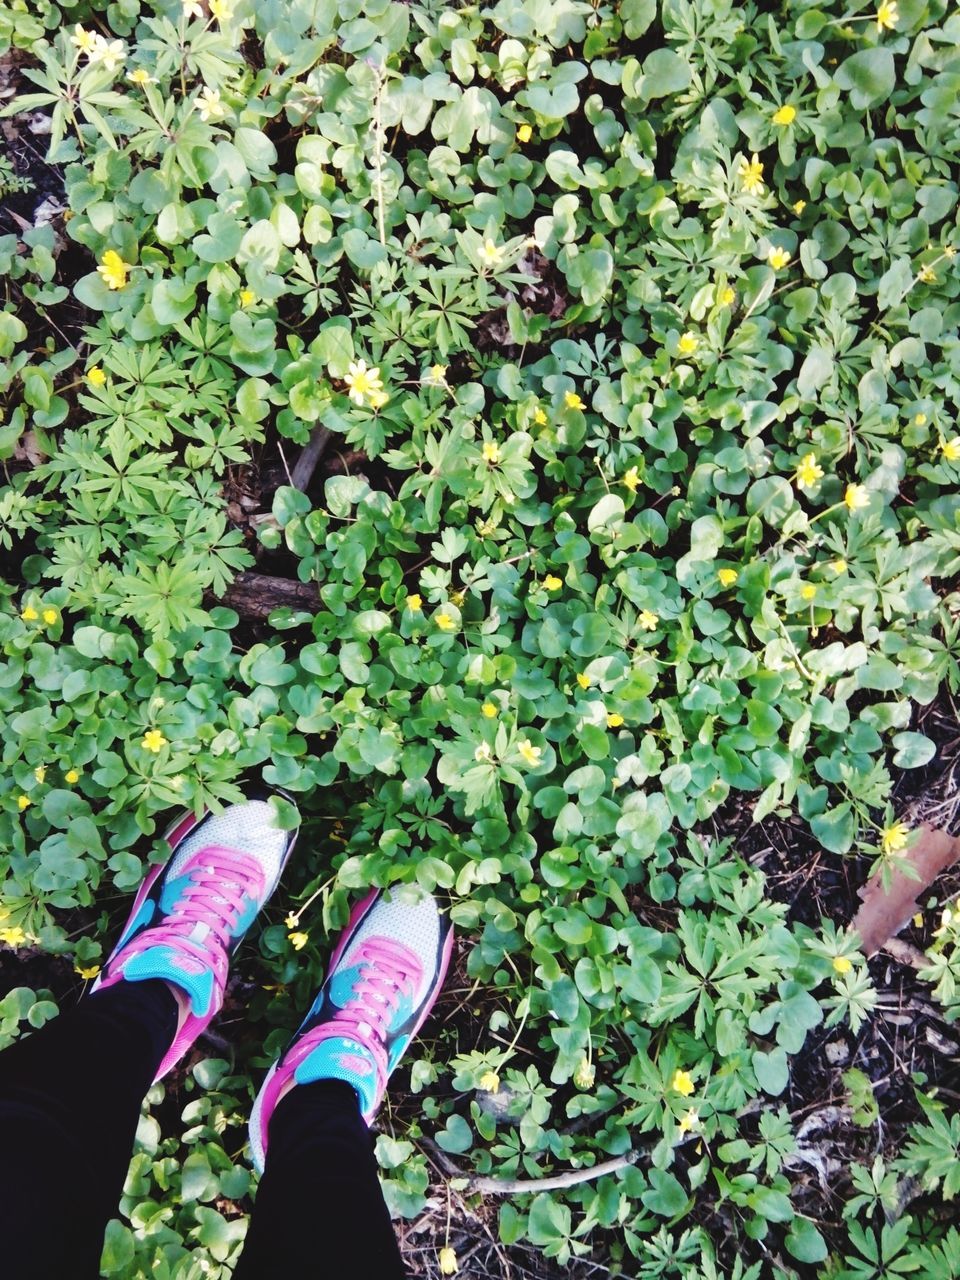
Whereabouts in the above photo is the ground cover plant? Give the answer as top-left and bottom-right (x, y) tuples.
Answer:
(1, 0), (960, 1275)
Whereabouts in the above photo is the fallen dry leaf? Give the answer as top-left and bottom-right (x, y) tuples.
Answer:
(852, 824), (960, 956)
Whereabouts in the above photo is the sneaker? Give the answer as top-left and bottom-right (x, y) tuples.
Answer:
(92, 786), (299, 1082)
(249, 886), (454, 1173)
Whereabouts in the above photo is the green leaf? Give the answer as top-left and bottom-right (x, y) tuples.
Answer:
(753, 1046), (789, 1095)
(641, 1168), (690, 1217)
(834, 48), (896, 109)
(785, 1218), (828, 1263)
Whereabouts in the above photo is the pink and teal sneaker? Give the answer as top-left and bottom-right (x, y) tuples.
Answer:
(92, 787), (299, 1082)
(249, 886), (454, 1173)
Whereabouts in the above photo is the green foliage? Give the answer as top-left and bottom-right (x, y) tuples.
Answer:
(0, 0), (959, 1275)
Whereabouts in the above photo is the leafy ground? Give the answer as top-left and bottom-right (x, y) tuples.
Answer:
(2, 2), (960, 1278)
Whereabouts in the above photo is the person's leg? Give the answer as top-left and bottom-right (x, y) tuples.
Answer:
(234, 1080), (406, 1279)
(0, 978), (178, 1280)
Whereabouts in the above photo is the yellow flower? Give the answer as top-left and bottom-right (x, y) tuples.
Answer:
(940, 437), (960, 462)
(141, 729), (167, 753)
(918, 264), (937, 284)
(344, 358), (383, 406)
(623, 466), (640, 492)
(75, 963), (101, 980)
(369, 388), (389, 410)
(639, 609), (659, 631)
(678, 331), (699, 355)
(33, 765), (46, 784)
(672, 1069), (695, 1097)
(288, 930), (309, 951)
(881, 821), (910, 855)
(576, 673), (592, 690)
(42, 608), (58, 625)
(517, 739), (542, 767)
(543, 575), (562, 591)
(844, 483), (869, 511)
(210, 0), (232, 20)
(16, 795), (31, 811)
(573, 1058), (596, 1090)
(795, 453), (824, 489)
(564, 390), (584, 410)
(718, 568), (738, 587)
(533, 407), (547, 425)
(239, 289), (256, 307)
(435, 612), (456, 632)
(479, 1070), (501, 1093)
(97, 249), (132, 290)
(914, 412), (927, 426)
(127, 68), (155, 86)
(478, 238), (504, 268)
(516, 124), (533, 143)
(70, 24), (98, 54)
(87, 365), (107, 386)
(481, 702), (497, 718)
(428, 363), (447, 384)
(831, 559), (847, 574)
(89, 35), (126, 71)
(439, 1247), (459, 1276)
(945, 245), (957, 259)
(482, 441), (501, 464)
(772, 104), (797, 126)
(65, 769), (80, 784)
(876, 0), (899, 32)
(0, 926), (26, 946)
(607, 713), (624, 728)
(739, 153), (765, 194)
(793, 199), (807, 215)
(197, 85), (225, 122)
(678, 1109), (700, 1135)
(800, 584), (816, 601)
(181, 0), (204, 16)
(20, 605), (38, 622)
(913, 912), (923, 929)
(474, 742), (493, 762)
(768, 246), (791, 270)
(406, 594), (422, 611)
(719, 286), (735, 306)
(832, 956), (853, 975)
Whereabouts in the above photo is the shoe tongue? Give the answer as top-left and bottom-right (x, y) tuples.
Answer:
(294, 1035), (378, 1116)
(121, 945), (215, 1017)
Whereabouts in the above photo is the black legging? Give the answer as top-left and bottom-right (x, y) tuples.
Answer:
(0, 979), (407, 1279)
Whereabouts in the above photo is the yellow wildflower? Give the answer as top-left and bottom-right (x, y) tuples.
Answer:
(914, 412), (927, 426)
(16, 795), (31, 811)
(876, 1), (899, 31)
(42, 608), (57, 625)
(479, 1070), (501, 1093)
(940, 437), (960, 462)
(288, 931), (309, 951)
(623, 466), (640, 492)
(800, 584), (816, 601)
(516, 124), (533, 143)
(407, 594), (422, 611)
(678, 1108), (700, 1134)
(127, 68), (155, 86)
(844, 483), (869, 511)
(435, 612), (456, 632)
(89, 35), (126, 71)
(533, 407), (547, 425)
(428, 363), (447, 384)
(772, 104), (796, 126)
(576, 673), (592, 690)
(474, 743), (493, 763)
(141, 729), (167, 752)
(607, 713), (624, 728)
(832, 956), (853, 975)
(482, 441), (501, 464)
(793, 199), (807, 215)
(945, 245), (957, 259)
(719, 286), (735, 306)
(795, 453), (824, 489)
(210, 0), (232, 20)
(543, 575), (562, 591)
(20, 605), (38, 622)
(517, 739), (542, 767)
(913, 913), (923, 929)
(478, 238), (504, 268)
(33, 765), (46, 784)
(197, 86), (225, 123)
(87, 365), (107, 386)
(739, 153), (765, 194)
(369, 388), (389, 410)
(239, 289), (256, 307)
(881, 821), (910, 855)
(573, 1058), (596, 1090)
(918, 264), (937, 284)
(97, 249), (132, 290)
(481, 702), (498, 718)
(672, 1069), (695, 1097)
(181, 0), (204, 16)
(678, 331), (699, 355)
(343, 359), (384, 406)
(75, 964), (101, 980)
(718, 568), (738, 587)
(639, 609), (659, 631)
(65, 769), (80, 784)
(439, 1247), (459, 1276)
(70, 24), (98, 55)
(0, 926), (26, 946)
(564, 390), (584, 410)
(768, 246), (791, 270)
(831, 559), (847, 574)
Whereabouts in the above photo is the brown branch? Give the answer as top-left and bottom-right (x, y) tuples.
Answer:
(212, 572), (319, 620)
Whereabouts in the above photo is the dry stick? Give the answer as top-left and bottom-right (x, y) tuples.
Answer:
(422, 1135), (639, 1196)
(254, 425), (331, 562)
